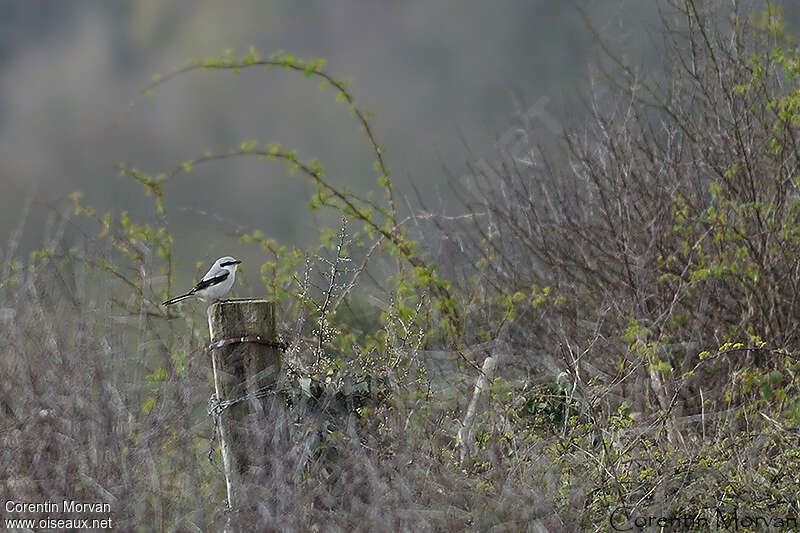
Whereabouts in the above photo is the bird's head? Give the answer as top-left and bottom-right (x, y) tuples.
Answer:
(217, 256), (242, 273)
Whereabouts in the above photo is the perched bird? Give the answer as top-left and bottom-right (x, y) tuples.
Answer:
(162, 256), (241, 306)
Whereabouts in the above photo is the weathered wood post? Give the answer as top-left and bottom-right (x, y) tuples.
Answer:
(207, 298), (281, 526)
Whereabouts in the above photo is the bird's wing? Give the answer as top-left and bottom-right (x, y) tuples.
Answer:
(193, 270), (230, 292)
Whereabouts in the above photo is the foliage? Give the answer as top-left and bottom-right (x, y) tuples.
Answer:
(4, 1), (800, 531)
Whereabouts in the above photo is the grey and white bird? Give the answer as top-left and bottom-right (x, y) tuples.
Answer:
(162, 256), (241, 306)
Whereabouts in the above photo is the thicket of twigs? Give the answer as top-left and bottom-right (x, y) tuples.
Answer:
(3, 2), (800, 531)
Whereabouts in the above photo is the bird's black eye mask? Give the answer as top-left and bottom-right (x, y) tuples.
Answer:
(220, 260), (242, 267)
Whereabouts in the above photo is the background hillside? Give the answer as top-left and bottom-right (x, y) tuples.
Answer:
(0, 1), (709, 278)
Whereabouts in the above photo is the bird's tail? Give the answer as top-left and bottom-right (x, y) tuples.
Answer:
(162, 292), (195, 306)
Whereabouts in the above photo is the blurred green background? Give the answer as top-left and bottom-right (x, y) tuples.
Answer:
(2, 1), (799, 282)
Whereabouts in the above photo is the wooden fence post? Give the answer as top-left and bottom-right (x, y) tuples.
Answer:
(206, 298), (281, 526)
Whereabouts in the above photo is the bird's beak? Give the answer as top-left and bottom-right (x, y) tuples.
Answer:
(234, 260), (242, 272)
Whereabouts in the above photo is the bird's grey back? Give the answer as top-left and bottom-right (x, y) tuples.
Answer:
(205, 256), (237, 279)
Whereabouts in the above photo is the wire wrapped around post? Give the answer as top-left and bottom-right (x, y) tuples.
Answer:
(206, 298), (282, 532)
